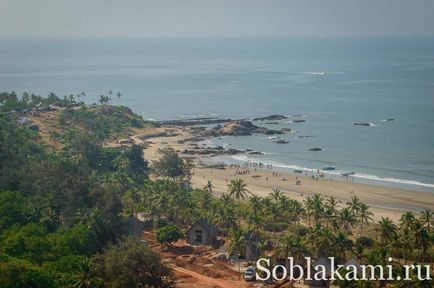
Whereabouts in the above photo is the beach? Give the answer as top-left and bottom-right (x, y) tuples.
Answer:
(138, 126), (434, 223)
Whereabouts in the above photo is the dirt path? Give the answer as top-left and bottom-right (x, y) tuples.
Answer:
(174, 266), (237, 288)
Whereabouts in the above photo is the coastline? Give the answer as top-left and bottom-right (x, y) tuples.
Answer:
(136, 125), (434, 223)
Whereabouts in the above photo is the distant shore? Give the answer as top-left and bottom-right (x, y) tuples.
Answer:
(135, 125), (434, 223)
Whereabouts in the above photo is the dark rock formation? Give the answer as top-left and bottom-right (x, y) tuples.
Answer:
(308, 147), (322, 151)
(206, 120), (282, 136)
(274, 140), (289, 144)
(253, 114), (288, 121)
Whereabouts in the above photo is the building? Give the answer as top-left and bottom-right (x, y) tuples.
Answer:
(186, 218), (219, 246)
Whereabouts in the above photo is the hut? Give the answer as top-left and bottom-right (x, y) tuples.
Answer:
(186, 218), (218, 246)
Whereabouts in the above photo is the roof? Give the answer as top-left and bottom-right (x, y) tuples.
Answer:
(312, 257), (334, 275)
(343, 258), (362, 273)
(189, 218), (219, 235)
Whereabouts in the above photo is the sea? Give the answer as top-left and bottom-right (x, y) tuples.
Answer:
(1, 37), (433, 192)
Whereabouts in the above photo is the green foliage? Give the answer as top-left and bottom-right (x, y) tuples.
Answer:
(92, 237), (174, 288)
(0, 255), (56, 288)
(152, 147), (194, 181)
(156, 225), (183, 247)
(0, 191), (28, 231)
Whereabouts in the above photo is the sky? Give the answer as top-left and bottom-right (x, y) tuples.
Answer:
(1, 0), (433, 37)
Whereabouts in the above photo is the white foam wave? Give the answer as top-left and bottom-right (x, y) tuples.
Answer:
(304, 71), (326, 75)
(353, 173), (434, 188)
(228, 155), (434, 189)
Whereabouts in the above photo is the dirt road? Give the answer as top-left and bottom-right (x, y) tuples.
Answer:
(174, 266), (239, 288)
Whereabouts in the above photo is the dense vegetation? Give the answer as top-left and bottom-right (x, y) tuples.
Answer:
(0, 92), (170, 287)
(1, 91), (433, 287)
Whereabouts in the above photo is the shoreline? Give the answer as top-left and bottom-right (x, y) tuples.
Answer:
(136, 126), (434, 223)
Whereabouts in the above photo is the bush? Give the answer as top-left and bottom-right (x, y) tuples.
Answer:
(156, 225), (183, 248)
(92, 237), (174, 288)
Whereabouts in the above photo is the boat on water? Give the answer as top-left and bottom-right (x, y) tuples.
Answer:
(322, 166), (336, 171)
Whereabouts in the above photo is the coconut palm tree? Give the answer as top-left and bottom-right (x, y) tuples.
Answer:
(249, 195), (262, 217)
(340, 207), (358, 236)
(375, 217), (397, 245)
(228, 178), (250, 226)
(311, 194), (324, 226)
(333, 232), (352, 263)
(303, 197), (314, 227)
(228, 228), (245, 279)
(270, 188), (283, 205)
(116, 91), (122, 106)
(347, 195), (362, 214)
(203, 180), (214, 194)
(400, 211), (416, 234)
(358, 203), (373, 235)
(420, 209), (433, 232)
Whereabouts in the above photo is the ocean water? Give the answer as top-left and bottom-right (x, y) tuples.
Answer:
(1, 37), (433, 192)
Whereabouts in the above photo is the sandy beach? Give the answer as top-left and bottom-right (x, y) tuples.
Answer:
(137, 126), (434, 223)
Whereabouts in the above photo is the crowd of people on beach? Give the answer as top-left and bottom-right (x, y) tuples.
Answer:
(215, 161), (299, 184)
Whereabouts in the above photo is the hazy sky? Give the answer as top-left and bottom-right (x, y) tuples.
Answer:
(1, 0), (433, 37)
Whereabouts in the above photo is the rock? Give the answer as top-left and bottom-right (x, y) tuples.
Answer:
(265, 121), (280, 124)
(353, 122), (371, 126)
(274, 140), (289, 144)
(308, 147), (322, 151)
(249, 151), (264, 155)
(253, 114), (288, 121)
(292, 119), (306, 123)
(206, 120), (282, 136)
(280, 128), (293, 133)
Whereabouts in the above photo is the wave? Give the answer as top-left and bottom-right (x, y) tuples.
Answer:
(227, 155), (434, 190)
(303, 71), (326, 75)
(353, 173), (434, 189)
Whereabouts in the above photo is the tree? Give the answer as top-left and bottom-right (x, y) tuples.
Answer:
(228, 228), (245, 279)
(375, 217), (397, 245)
(358, 203), (373, 235)
(152, 147), (194, 181)
(92, 237), (174, 288)
(347, 195), (362, 214)
(339, 207), (358, 236)
(203, 180), (214, 194)
(116, 92), (122, 106)
(156, 225), (183, 248)
(420, 209), (433, 232)
(228, 178), (250, 229)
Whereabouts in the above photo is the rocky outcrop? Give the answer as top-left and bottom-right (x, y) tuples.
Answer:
(206, 120), (283, 136)
(274, 140), (289, 144)
(308, 147), (322, 151)
(158, 117), (231, 126)
(253, 114), (288, 121)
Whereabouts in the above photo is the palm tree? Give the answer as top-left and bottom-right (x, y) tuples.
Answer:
(303, 197), (314, 227)
(270, 188), (283, 205)
(228, 178), (250, 226)
(249, 195), (262, 217)
(311, 194), (324, 226)
(400, 211), (416, 234)
(203, 180), (214, 194)
(358, 203), (373, 235)
(347, 195), (362, 214)
(333, 232), (352, 262)
(198, 190), (212, 214)
(340, 207), (358, 236)
(116, 91), (122, 106)
(375, 217), (397, 245)
(228, 228), (245, 279)
(420, 209), (433, 232)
